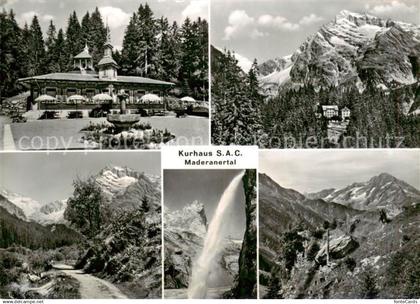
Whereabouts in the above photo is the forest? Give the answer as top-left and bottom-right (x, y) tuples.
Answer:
(0, 4), (208, 100)
(211, 47), (420, 148)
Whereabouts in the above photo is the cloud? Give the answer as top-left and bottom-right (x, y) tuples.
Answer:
(366, 0), (417, 16)
(260, 150), (420, 193)
(19, 11), (54, 25)
(0, 0), (19, 5)
(224, 10), (264, 40)
(223, 10), (325, 40)
(258, 14), (300, 31)
(299, 13), (324, 26)
(98, 6), (130, 29)
(41, 14), (54, 22)
(21, 11), (37, 23)
(182, 0), (208, 20)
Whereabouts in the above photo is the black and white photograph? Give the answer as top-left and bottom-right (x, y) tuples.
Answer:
(163, 169), (257, 299)
(0, 0), (209, 150)
(0, 152), (162, 299)
(211, 0), (420, 148)
(259, 149), (420, 299)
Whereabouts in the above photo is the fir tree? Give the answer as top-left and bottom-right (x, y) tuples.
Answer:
(89, 7), (107, 65)
(45, 20), (60, 73)
(156, 17), (180, 82)
(0, 10), (24, 98)
(55, 29), (67, 72)
(121, 12), (139, 74)
(361, 270), (379, 299)
(65, 11), (83, 70)
(80, 11), (91, 43)
(27, 15), (46, 76)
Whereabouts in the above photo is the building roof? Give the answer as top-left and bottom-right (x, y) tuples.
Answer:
(322, 105), (339, 110)
(74, 45), (92, 59)
(18, 73), (174, 86)
(98, 56), (119, 67)
(342, 106), (350, 111)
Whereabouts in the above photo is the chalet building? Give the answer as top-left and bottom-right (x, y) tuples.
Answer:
(341, 106), (351, 120)
(18, 31), (173, 111)
(319, 105), (351, 120)
(322, 105), (339, 118)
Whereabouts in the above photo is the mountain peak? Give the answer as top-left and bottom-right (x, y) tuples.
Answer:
(369, 172), (398, 183)
(335, 10), (383, 25)
(165, 201), (208, 237)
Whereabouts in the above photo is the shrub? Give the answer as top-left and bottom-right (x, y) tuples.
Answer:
(360, 270), (379, 299)
(307, 242), (320, 262)
(344, 257), (356, 272)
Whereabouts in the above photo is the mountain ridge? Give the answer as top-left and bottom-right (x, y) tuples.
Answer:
(258, 10), (420, 94)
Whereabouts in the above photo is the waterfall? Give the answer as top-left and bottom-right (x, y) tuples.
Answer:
(188, 170), (245, 299)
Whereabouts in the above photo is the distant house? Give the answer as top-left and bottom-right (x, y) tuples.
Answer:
(322, 105), (339, 118)
(341, 107), (351, 120)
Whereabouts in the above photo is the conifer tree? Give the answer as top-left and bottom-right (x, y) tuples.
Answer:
(0, 10), (24, 98)
(55, 29), (67, 72)
(27, 15), (46, 76)
(65, 11), (83, 70)
(80, 12), (91, 45)
(89, 7), (107, 65)
(45, 20), (60, 73)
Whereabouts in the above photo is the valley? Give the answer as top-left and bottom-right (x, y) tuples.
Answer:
(0, 166), (162, 299)
(259, 171), (420, 299)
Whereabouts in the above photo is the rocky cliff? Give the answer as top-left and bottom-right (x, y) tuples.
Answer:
(164, 201), (241, 290)
(259, 172), (420, 299)
(259, 10), (420, 93)
(74, 167), (162, 299)
(226, 169), (257, 298)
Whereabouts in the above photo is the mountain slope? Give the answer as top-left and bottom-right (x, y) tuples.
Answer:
(0, 206), (81, 249)
(259, 10), (420, 93)
(0, 167), (161, 226)
(259, 172), (420, 299)
(164, 201), (241, 291)
(312, 173), (420, 217)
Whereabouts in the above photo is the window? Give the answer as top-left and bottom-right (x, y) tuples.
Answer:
(45, 87), (57, 97)
(84, 89), (95, 98)
(66, 88), (77, 97)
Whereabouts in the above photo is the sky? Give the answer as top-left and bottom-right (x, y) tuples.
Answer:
(211, 0), (420, 63)
(260, 150), (420, 194)
(1, 0), (208, 50)
(0, 151), (161, 202)
(164, 169), (246, 239)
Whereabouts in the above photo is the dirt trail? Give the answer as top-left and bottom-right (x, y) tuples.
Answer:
(52, 264), (127, 299)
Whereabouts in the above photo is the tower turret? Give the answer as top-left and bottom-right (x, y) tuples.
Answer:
(74, 43), (93, 74)
(98, 27), (119, 80)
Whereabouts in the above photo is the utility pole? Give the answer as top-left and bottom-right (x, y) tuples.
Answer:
(326, 228), (330, 266)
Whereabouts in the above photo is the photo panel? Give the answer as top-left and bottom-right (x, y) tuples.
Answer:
(163, 169), (257, 299)
(258, 149), (420, 299)
(211, 0), (419, 148)
(0, 151), (162, 299)
(0, 0), (209, 151)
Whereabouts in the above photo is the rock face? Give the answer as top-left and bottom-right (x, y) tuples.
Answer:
(164, 201), (241, 290)
(309, 172), (420, 217)
(315, 234), (359, 263)
(75, 167), (162, 299)
(227, 169), (257, 298)
(95, 166), (161, 211)
(0, 190), (67, 225)
(164, 201), (208, 289)
(259, 172), (420, 299)
(259, 10), (420, 92)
